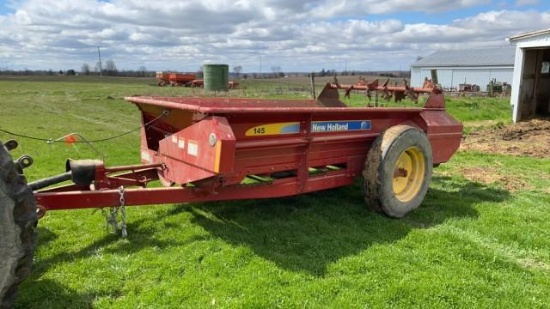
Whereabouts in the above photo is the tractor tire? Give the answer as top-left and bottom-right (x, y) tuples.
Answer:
(362, 125), (433, 218)
(0, 141), (37, 309)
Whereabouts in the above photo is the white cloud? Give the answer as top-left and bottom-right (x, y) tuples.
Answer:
(0, 0), (549, 72)
(309, 0), (493, 17)
(515, 0), (540, 6)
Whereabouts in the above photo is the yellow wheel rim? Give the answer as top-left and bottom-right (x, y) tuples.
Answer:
(392, 146), (425, 203)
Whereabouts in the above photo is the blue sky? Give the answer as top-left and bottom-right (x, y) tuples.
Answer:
(0, 0), (548, 72)
(0, 0), (14, 14)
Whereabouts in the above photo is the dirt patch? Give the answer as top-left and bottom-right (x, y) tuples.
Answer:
(461, 167), (534, 192)
(461, 119), (550, 158)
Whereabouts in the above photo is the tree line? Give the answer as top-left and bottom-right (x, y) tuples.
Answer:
(0, 61), (410, 79)
(0, 59), (153, 77)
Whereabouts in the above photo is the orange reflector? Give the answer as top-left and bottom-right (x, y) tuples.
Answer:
(65, 135), (78, 145)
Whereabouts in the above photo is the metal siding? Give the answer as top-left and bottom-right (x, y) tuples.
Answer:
(416, 68), (455, 90)
(415, 68), (441, 88)
(412, 47), (515, 67)
(450, 70), (479, 88)
(411, 67), (422, 87)
(487, 68), (514, 85)
(412, 67), (513, 90)
(451, 68), (513, 90)
(434, 69), (454, 89)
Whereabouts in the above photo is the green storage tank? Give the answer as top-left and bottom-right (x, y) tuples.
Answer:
(203, 64), (229, 91)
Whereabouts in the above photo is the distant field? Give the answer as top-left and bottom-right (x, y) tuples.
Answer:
(1, 76), (549, 308)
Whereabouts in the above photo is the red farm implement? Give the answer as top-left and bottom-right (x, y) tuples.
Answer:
(1, 83), (461, 306)
(29, 83), (461, 215)
(331, 77), (435, 104)
(156, 72), (197, 86)
(155, 71), (170, 86)
(186, 79), (238, 89)
(187, 79), (204, 87)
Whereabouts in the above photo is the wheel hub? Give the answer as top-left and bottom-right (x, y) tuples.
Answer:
(392, 146), (425, 202)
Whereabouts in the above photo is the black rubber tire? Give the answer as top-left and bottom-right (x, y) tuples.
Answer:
(0, 141), (37, 309)
(362, 125), (433, 218)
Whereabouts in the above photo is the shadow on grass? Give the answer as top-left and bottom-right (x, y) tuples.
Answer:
(16, 217), (182, 308)
(15, 278), (122, 309)
(29, 216), (183, 277)
(168, 175), (510, 276)
(17, 174), (511, 307)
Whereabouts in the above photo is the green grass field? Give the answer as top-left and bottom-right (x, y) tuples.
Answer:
(2, 76), (549, 308)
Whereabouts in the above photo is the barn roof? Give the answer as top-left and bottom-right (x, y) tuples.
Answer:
(411, 47), (515, 68)
(508, 28), (550, 41)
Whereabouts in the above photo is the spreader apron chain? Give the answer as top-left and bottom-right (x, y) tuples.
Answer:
(101, 186), (128, 238)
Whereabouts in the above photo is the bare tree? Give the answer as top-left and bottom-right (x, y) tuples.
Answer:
(233, 65), (242, 78)
(81, 63), (90, 75)
(138, 66), (147, 77)
(103, 59), (117, 76)
(271, 66), (283, 78)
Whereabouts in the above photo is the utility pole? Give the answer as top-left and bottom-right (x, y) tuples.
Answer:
(97, 46), (103, 77)
(310, 72), (316, 99)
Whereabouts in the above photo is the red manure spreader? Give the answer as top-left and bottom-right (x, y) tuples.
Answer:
(0, 83), (462, 306)
(156, 72), (197, 86)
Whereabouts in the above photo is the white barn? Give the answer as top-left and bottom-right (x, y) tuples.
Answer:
(410, 47), (516, 90)
(508, 28), (550, 122)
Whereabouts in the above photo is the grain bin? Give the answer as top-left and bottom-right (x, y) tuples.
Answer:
(203, 64), (229, 91)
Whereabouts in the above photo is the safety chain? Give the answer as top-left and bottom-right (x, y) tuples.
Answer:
(119, 186), (128, 238)
(101, 207), (117, 234)
(100, 186), (128, 238)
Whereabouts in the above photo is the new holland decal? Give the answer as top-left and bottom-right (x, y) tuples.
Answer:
(245, 120), (371, 136)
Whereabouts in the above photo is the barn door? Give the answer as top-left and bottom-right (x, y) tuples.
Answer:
(517, 48), (550, 121)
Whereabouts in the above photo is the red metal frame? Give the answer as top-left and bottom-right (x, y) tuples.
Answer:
(34, 84), (462, 212)
(168, 73), (196, 86)
(331, 78), (434, 93)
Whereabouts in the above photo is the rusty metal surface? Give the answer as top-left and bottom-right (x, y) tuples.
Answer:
(329, 77), (436, 104)
(329, 78), (434, 94)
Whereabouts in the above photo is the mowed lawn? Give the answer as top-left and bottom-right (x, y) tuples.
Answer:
(1, 76), (549, 308)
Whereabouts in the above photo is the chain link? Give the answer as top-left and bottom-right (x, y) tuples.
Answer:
(101, 207), (117, 234)
(109, 207), (119, 233)
(99, 186), (128, 237)
(119, 186), (128, 238)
